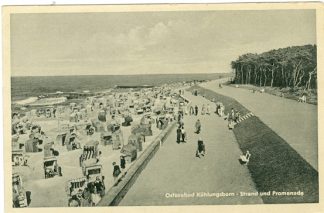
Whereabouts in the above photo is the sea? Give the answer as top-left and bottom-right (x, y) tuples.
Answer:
(11, 73), (229, 101)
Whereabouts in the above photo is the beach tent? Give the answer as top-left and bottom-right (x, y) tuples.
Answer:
(70, 103), (77, 111)
(106, 123), (115, 133)
(120, 144), (137, 163)
(122, 115), (133, 126)
(86, 104), (92, 113)
(112, 129), (123, 150)
(29, 109), (37, 117)
(100, 132), (112, 146)
(65, 133), (81, 151)
(98, 110), (106, 122)
(56, 106), (66, 118)
(132, 123), (152, 136)
(128, 134), (143, 152)
(44, 141), (58, 158)
(84, 140), (99, 159)
(79, 108), (87, 120)
(85, 97), (94, 104)
(85, 124), (95, 136)
(58, 120), (70, 132)
(56, 132), (67, 146)
(157, 116), (169, 130)
(45, 107), (54, 118)
(91, 119), (105, 132)
(140, 114), (152, 125)
(12, 135), (20, 150)
(25, 138), (39, 153)
(69, 113), (78, 123)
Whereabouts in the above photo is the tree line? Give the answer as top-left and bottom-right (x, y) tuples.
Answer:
(231, 45), (317, 89)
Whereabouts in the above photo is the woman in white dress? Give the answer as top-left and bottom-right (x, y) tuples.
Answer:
(206, 104), (210, 115)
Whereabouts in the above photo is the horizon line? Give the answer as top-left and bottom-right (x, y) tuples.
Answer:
(11, 72), (232, 78)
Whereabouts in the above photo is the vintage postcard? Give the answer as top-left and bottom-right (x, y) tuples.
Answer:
(2, 3), (324, 213)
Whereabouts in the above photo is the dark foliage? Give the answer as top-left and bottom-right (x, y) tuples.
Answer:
(231, 45), (317, 89)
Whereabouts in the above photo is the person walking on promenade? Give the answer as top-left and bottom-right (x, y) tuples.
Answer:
(189, 105), (194, 115)
(176, 126), (182, 143)
(201, 104), (206, 115)
(112, 162), (121, 182)
(234, 111), (241, 123)
(181, 126), (186, 142)
(87, 181), (97, 206)
(178, 119), (184, 129)
(96, 151), (102, 163)
(120, 156), (126, 170)
(178, 112), (183, 123)
(229, 108), (235, 121)
(94, 176), (105, 198)
(206, 104), (210, 115)
(196, 137), (206, 158)
(184, 104), (189, 115)
(194, 105), (199, 116)
(195, 119), (201, 134)
(227, 108), (235, 130)
(156, 116), (160, 129)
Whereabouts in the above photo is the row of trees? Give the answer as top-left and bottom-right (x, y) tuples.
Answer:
(231, 45), (317, 89)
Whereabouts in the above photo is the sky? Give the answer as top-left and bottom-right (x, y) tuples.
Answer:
(10, 10), (316, 76)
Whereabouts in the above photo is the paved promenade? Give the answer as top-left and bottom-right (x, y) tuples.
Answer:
(201, 80), (318, 170)
(120, 91), (263, 206)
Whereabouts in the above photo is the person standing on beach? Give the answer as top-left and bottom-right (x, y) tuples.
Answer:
(194, 105), (198, 116)
(53, 108), (56, 118)
(229, 108), (235, 121)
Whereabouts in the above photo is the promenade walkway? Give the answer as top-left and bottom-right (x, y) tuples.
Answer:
(120, 91), (263, 206)
(201, 80), (318, 170)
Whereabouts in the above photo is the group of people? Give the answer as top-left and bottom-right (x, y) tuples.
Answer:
(176, 125), (186, 143)
(175, 91), (246, 159)
(68, 176), (105, 207)
(225, 108), (241, 130)
(188, 104), (211, 116)
(192, 103), (230, 120)
(175, 110), (205, 158)
(112, 155), (127, 182)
